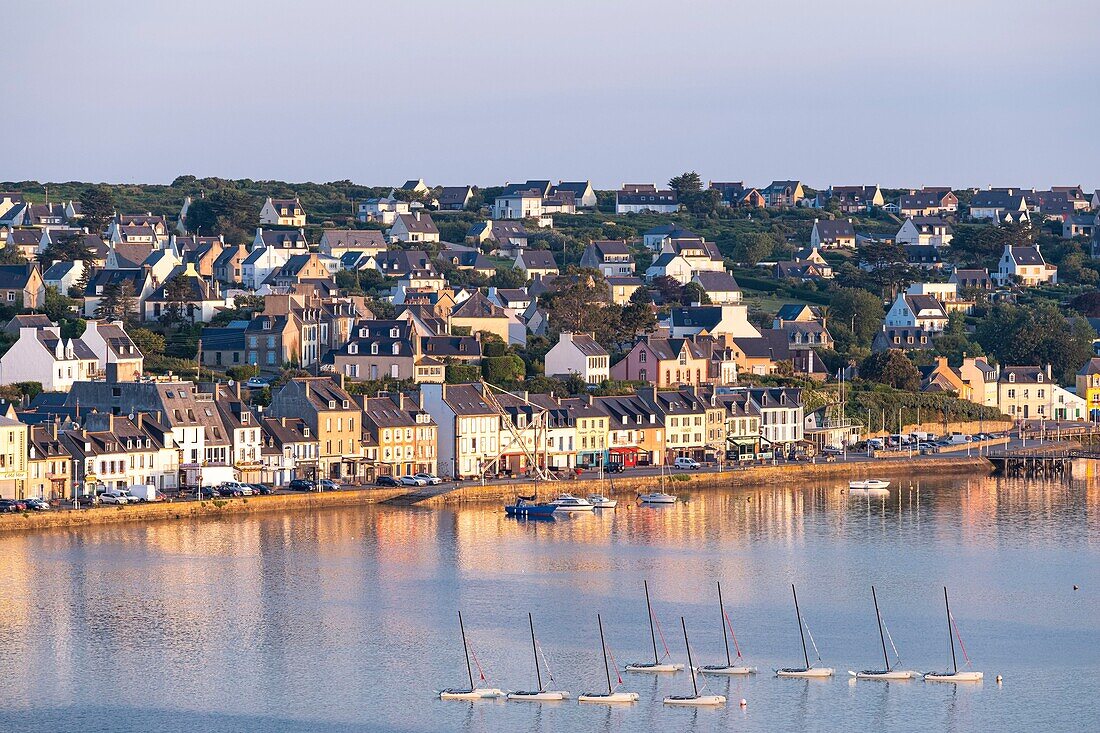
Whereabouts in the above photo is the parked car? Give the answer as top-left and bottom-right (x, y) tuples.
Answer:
(246, 376), (271, 389)
(376, 475), (399, 487)
(606, 463), (626, 473)
(316, 479), (342, 492)
(673, 457), (701, 470)
(823, 446), (844, 456)
(288, 478), (316, 492)
(219, 481), (254, 496)
(249, 483), (275, 495)
(193, 486), (218, 499)
(0, 499), (23, 513)
(413, 473), (443, 485)
(98, 491), (129, 505)
(24, 497), (51, 511)
(399, 475), (427, 487)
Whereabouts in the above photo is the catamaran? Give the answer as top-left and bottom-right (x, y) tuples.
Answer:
(625, 580), (684, 672)
(923, 587), (984, 683)
(663, 618), (726, 707)
(777, 584), (835, 678)
(849, 586), (917, 680)
(550, 493), (595, 511)
(577, 614), (640, 704)
(698, 581), (756, 675)
(507, 613), (571, 701)
(439, 611), (505, 700)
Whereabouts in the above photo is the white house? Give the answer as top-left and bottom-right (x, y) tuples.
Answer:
(357, 197), (409, 225)
(388, 212), (439, 244)
(667, 304), (761, 339)
(493, 191), (544, 220)
(43, 260), (85, 294)
(690, 271), (742, 304)
(884, 293), (948, 331)
(259, 197), (306, 227)
(645, 253), (693, 284)
(419, 383), (502, 480)
(809, 218), (856, 249)
(616, 184), (679, 214)
(241, 247), (292, 289)
(994, 244), (1057, 286)
(545, 332), (610, 385)
(662, 238), (725, 273)
(0, 326), (99, 391)
(895, 217), (954, 248)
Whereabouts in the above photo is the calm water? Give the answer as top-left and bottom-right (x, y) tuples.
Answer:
(1, 469), (1098, 733)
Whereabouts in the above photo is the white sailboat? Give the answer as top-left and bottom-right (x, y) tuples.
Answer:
(549, 493), (595, 511)
(848, 586), (917, 680)
(663, 617), (726, 707)
(849, 479), (890, 492)
(578, 614), (640, 704)
(625, 580), (685, 672)
(439, 611), (505, 700)
(639, 463), (678, 504)
(776, 584), (835, 678)
(507, 613), (571, 701)
(923, 587), (984, 683)
(698, 581), (756, 675)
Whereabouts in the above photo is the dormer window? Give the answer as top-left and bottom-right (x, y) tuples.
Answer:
(328, 400), (337, 409)
(370, 343), (378, 355)
(342, 400), (349, 409)
(1037, 373), (1043, 383)
(303, 427), (310, 438)
(392, 344), (400, 355)
(1009, 373), (1016, 383)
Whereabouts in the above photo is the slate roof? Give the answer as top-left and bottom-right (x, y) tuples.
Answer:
(517, 250), (557, 270)
(450, 291), (506, 319)
(394, 213), (438, 235)
(813, 218), (855, 241)
(691, 270), (740, 292)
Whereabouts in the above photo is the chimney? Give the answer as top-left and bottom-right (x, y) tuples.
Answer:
(235, 381), (241, 399)
(107, 413), (114, 432)
(304, 381), (310, 399)
(136, 412), (144, 430)
(1046, 363), (1052, 379)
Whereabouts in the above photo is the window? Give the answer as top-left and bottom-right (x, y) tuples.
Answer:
(639, 351), (647, 364)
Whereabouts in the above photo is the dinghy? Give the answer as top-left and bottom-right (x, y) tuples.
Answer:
(439, 611), (505, 700)
(578, 614), (640, 704)
(923, 587), (984, 683)
(698, 581), (756, 675)
(849, 479), (890, 491)
(776, 584), (835, 678)
(663, 618), (726, 707)
(507, 613), (571, 701)
(849, 586), (917, 680)
(625, 580), (684, 672)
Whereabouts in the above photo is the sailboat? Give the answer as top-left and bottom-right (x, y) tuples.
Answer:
(663, 618), (726, 706)
(439, 611), (505, 699)
(776, 584), (834, 678)
(698, 581), (756, 675)
(625, 581), (684, 672)
(639, 462), (677, 504)
(923, 587), (984, 682)
(507, 613), (571, 701)
(578, 614), (640, 704)
(849, 586), (917, 680)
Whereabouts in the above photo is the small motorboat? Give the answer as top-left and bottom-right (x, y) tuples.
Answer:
(439, 611), (505, 700)
(626, 580), (685, 672)
(848, 586), (917, 681)
(586, 494), (617, 509)
(698, 581), (757, 676)
(507, 613), (571, 702)
(663, 618), (726, 707)
(505, 496), (557, 518)
(550, 493), (595, 511)
(638, 492), (677, 504)
(923, 587), (984, 683)
(577, 614), (640, 704)
(848, 479), (890, 491)
(776, 585), (834, 679)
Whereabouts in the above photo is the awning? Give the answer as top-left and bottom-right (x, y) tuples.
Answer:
(609, 447), (638, 455)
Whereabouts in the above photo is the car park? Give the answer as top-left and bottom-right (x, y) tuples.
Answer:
(413, 473), (443, 485)
(376, 475), (399, 487)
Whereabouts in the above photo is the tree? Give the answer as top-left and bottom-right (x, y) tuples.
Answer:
(95, 279), (138, 325)
(667, 171), (720, 215)
(933, 312), (983, 364)
(79, 185), (115, 235)
(227, 365), (260, 382)
(682, 282), (711, 305)
(0, 246), (25, 264)
(732, 232), (775, 265)
(40, 231), (95, 265)
(860, 350), (921, 391)
(129, 327), (166, 356)
(160, 275), (194, 326)
(620, 286), (657, 336)
(853, 240), (916, 298)
(829, 287), (885, 351)
(482, 355), (526, 384)
(974, 301), (1095, 383)
(42, 286), (76, 322)
(490, 267), (528, 289)
(184, 187), (255, 243)
(650, 275), (684, 306)
(1070, 291), (1100, 318)
(668, 171), (703, 195)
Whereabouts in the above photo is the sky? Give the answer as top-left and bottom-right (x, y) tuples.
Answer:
(3, 0), (1098, 190)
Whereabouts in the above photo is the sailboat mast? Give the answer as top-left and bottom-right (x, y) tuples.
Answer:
(872, 586), (889, 671)
(529, 612), (543, 692)
(644, 580), (659, 664)
(682, 617), (698, 698)
(598, 613), (612, 695)
(459, 610), (474, 690)
(944, 587), (957, 675)
(792, 584), (810, 670)
(718, 581), (731, 667)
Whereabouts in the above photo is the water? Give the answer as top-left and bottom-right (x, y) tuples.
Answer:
(1, 470), (1098, 733)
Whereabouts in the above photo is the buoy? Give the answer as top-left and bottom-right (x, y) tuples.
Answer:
(1073, 585), (1079, 591)
(739, 698), (747, 708)
(996, 675), (1002, 684)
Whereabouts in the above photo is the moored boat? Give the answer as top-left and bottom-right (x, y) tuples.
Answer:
(577, 614), (640, 704)
(849, 586), (918, 681)
(698, 581), (757, 676)
(849, 479), (890, 491)
(507, 613), (571, 702)
(550, 493), (595, 511)
(439, 611), (505, 700)
(586, 494), (617, 509)
(663, 617), (726, 707)
(638, 492), (677, 504)
(626, 580), (684, 672)
(923, 587), (984, 683)
(505, 496), (557, 518)
(776, 584), (835, 679)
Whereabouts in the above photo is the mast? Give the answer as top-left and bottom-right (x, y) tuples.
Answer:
(872, 586), (889, 671)
(644, 580), (659, 664)
(459, 611), (474, 690)
(792, 584), (809, 670)
(529, 612), (543, 692)
(598, 613), (612, 695)
(718, 581), (731, 667)
(944, 586), (957, 675)
(681, 617), (698, 698)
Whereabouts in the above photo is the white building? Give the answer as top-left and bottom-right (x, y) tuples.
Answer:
(0, 326), (99, 391)
(895, 217), (953, 248)
(357, 197), (409, 225)
(419, 383), (502, 480)
(241, 247), (292, 290)
(994, 244), (1058, 286)
(545, 332), (610, 385)
(259, 197), (306, 227)
(884, 293), (948, 331)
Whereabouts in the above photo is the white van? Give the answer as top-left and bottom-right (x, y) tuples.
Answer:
(673, 457), (701, 470)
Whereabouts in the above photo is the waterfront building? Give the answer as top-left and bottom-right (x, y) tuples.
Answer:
(0, 412), (28, 499)
(561, 395), (609, 469)
(1076, 358), (1100, 422)
(259, 416), (316, 486)
(595, 393), (664, 468)
(420, 383), (501, 480)
(268, 376), (364, 481)
(544, 332), (609, 385)
(358, 393), (438, 479)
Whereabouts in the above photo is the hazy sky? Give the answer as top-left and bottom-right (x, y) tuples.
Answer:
(4, 0), (1097, 190)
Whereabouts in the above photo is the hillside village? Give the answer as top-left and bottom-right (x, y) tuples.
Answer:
(0, 174), (1098, 499)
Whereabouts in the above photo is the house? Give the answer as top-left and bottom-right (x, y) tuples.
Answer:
(259, 197), (306, 227)
(109, 214), (168, 241)
(771, 319), (832, 351)
(267, 376), (364, 481)
(919, 357), (971, 399)
(610, 337), (710, 387)
(708, 181), (745, 207)
(358, 393), (437, 478)
(896, 217), (954, 248)
(615, 184), (678, 214)
(258, 416), (315, 486)
(690, 271), (741, 304)
(606, 276), (644, 305)
(560, 395), (609, 468)
(389, 212), (439, 244)
(885, 293), (949, 331)
(485, 287), (531, 312)
(443, 247), (497, 278)
(906, 245), (945, 270)
(1076, 358), (1100, 421)
(638, 387), (714, 463)
(872, 327), (935, 352)
(241, 245), (293, 289)
(0, 413), (27, 499)
(331, 319), (448, 383)
(666, 304), (760, 340)
(81, 269), (154, 320)
(448, 291), (525, 345)
(969, 189), (1031, 222)
(253, 227), (309, 253)
(809, 218), (856, 249)
(643, 224), (698, 250)
(63, 413), (180, 496)
(6, 230), (40, 260)
(1063, 213), (1097, 239)
(0, 325), (99, 391)
(579, 240), (634, 276)
(775, 257), (833, 281)
(960, 356), (999, 407)
(419, 383), (502, 480)
(997, 365), (1084, 422)
(24, 423), (77, 500)
(718, 391), (762, 461)
(143, 264), (231, 323)
(662, 237), (725, 273)
(514, 250), (558, 281)
(761, 180), (805, 207)
(949, 268), (993, 290)
(269, 253), (334, 288)
(545, 332), (610, 384)
(175, 235), (225, 277)
(0, 263), (45, 309)
(645, 253), (694, 284)
(772, 303), (820, 327)
(597, 393), (665, 467)
(319, 229), (387, 258)
(358, 197), (410, 225)
(437, 186), (474, 211)
(42, 259), (85, 294)
(213, 244), (249, 285)
(554, 181), (597, 208)
(994, 244), (1057, 286)
(899, 188), (958, 217)
(467, 220), (528, 257)
(744, 387), (804, 451)
(825, 185), (884, 212)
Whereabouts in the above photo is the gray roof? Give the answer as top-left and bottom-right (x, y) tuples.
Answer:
(691, 270), (740, 292)
(518, 250), (557, 270)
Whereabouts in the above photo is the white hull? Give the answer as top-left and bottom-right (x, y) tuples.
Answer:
(849, 480), (890, 490)
(577, 691), (639, 703)
(586, 496), (618, 508)
(639, 493), (677, 504)
(663, 694), (726, 707)
(924, 671), (984, 682)
(849, 670), (917, 680)
(553, 505), (595, 512)
(626, 662), (684, 673)
(550, 494), (595, 511)
(507, 690), (570, 701)
(697, 665), (756, 675)
(777, 667), (835, 678)
(439, 687), (505, 700)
